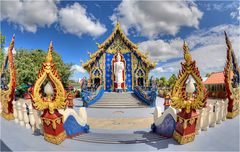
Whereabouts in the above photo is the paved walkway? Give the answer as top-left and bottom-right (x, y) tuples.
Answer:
(1, 97), (239, 151)
(0, 115), (239, 151)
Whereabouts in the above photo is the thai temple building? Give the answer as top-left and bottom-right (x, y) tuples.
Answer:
(82, 22), (155, 92)
(203, 71), (233, 99)
(203, 72), (227, 99)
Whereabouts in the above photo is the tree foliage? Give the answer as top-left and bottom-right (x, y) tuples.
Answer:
(168, 74), (177, 88)
(14, 49), (73, 88)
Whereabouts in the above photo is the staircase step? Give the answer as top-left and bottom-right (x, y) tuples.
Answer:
(89, 92), (148, 108)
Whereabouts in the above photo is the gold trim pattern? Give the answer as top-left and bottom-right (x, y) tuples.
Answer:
(44, 131), (66, 145)
(224, 32), (240, 119)
(173, 131), (195, 144)
(42, 116), (64, 130)
(177, 115), (198, 130)
(82, 22), (155, 70)
(0, 35), (16, 120)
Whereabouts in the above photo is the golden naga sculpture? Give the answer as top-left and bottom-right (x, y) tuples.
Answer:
(224, 32), (240, 118)
(31, 41), (66, 114)
(171, 41), (207, 113)
(0, 35), (16, 120)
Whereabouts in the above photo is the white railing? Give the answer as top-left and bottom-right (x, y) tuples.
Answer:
(12, 99), (43, 134)
(196, 99), (228, 134)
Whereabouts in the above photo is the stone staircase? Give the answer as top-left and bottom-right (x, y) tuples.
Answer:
(89, 92), (148, 108)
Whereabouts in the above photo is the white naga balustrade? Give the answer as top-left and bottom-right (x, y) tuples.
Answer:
(12, 99), (43, 133)
(196, 99), (229, 134)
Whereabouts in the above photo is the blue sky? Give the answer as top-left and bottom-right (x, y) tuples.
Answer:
(1, 0), (239, 81)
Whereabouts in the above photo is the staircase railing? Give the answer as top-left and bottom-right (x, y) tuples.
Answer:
(133, 86), (157, 107)
(81, 85), (105, 107)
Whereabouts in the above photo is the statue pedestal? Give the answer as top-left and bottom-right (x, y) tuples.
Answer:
(173, 110), (198, 144)
(41, 110), (66, 145)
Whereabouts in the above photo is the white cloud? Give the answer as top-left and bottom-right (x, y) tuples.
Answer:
(139, 38), (183, 62)
(230, 6), (240, 21)
(71, 64), (86, 73)
(1, 0), (58, 33)
(153, 67), (176, 73)
(58, 3), (107, 37)
(153, 24), (240, 77)
(110, 0), (203, 38)
(1, 1), (106, 37)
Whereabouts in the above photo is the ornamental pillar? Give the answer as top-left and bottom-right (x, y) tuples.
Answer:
(224, 32), (240, 119)
(0, 35), (16, 120)
(31, 42), (66, 144)
(173, 110), (198, 144)
(171, 41), (207, 144)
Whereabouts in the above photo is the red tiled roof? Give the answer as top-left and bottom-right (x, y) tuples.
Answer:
(203, 71), (233, 85)
(203, 72), (225, 85)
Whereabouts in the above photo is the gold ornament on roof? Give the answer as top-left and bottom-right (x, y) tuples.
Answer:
(31, 41), (66, 114)
(171, 41), (207, 113)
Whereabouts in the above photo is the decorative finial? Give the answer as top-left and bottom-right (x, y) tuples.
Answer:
(87, 51), (91, 57)
(183, 41), (189, 53)
(116, 20), (121, 29)
(224, 31), (232, 50)
(80, 60), (83, 65)
(46, 41), (53, 63)
(183, 41), (192, 63)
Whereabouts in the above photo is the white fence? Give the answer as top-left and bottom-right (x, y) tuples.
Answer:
(196, 99), (228, 134)
(12, 99), (43, 134)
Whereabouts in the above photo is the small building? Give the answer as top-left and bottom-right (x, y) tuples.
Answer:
(203, 72), (227, 99)
(82, 22), (155, 92)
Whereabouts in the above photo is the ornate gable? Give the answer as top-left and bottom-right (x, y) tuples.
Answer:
(82, 22), (155, 71)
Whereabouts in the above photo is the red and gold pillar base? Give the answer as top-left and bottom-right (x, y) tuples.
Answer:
(1, 112), (14, 120)
(1, 101), (14, 120)
(173, 110), (198, 144)
(227, 99), (239, 119)
(41, 110), (66, 145)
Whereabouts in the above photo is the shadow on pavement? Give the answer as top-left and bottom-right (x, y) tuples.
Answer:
(1, 140), (12, 152)
(134, 131), (179, 150)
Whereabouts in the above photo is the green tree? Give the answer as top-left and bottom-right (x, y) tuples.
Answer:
(168, 74), (177, 88)
(14, 49), (73, 88)
(0, 32), (6, 69)
(159, 76), (168, 88)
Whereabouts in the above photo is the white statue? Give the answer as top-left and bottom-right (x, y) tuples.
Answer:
(114, 53), (125, 90)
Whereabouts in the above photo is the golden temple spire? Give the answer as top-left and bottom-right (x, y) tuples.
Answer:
(116, 21), (120, 27)
(183, 41), (192, 63)
(46, 41), (53, 63)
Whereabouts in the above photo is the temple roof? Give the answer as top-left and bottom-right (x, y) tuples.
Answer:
(203, 71), (233, 85)
(82, 22), (155, 70)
